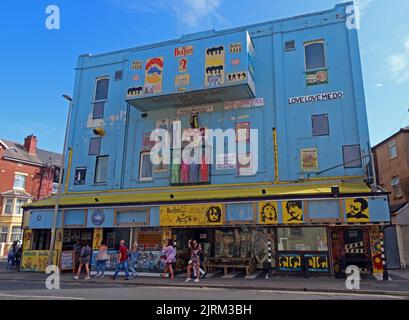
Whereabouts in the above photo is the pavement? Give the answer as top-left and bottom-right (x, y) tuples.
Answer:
(1, 258), (409, 297)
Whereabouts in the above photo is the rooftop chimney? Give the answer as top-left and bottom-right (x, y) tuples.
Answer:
(24, 135), (37, 155)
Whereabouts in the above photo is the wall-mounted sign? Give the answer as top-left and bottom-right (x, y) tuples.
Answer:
(127, 86), (143, 97)
(346, 198), (370, 222)
(131, 60), (142, 69)
(160, 204), (225, 226)
(91, 209), (105, 226)
(179, 58), (187, 72)
(144, 57), (164, 94)
(278, 253), (302, 272)
(93, 228), (103, 250)
(74, 167), (86, 185)
(224, 98), (264, 110)
(22, 229), (32, 251)
(175, 74), (190, 87)
(176, 105), (214, 116)
(205, 46), (225, 87)
(258, 201), (278, 224)
(231, 58), (240, 65)
(230, 42), (242, 53)
(306, 70), (328, 86)
(305, 254), (329, 272)
(282, 201), (303, 224)
(174, 45), (193, 57)
(226, 71), (247, 82)
(288, 91), (343, 105)
(300, 148), (318, 171)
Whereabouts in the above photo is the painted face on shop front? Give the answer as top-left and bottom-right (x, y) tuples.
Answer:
(261, 204), (277, 222)
(286, 202), (302, 221)
(206, 206), (221, 223)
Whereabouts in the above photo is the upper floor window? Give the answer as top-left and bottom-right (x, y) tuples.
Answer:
(15, 199), (27, 215)
(4, 198), (13, 214)
(0, 227), (8, 242)
(139, 152), (153, 181)
(95, 155), (108, 184)
(391, 176), (402, 198)
(304, 41), (326, 70)
(312, 114), (329, 136)
(89, 137), (101, 155)
(13, 173), (27, 190)
(93, 77), (109, 119)
(388, 140), (397, 159)
(10, 226), (22, 242)
(342, 145), (362, 168)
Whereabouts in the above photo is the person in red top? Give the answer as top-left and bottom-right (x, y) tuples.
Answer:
(113, 240), (130, 280)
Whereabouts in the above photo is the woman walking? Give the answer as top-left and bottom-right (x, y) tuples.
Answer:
(161, 239), (176, 279)
(128, 242), (140, 277)
(95, 241), (109, 278)
(73, 242), (92, 280)
(186, 240), (201, 283)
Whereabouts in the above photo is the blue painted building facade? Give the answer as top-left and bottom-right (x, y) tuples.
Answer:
(24, 2), (390, 276)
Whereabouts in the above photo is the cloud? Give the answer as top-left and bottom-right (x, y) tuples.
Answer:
(356, 0), (376, 11)
(388, 37), (409, 84)
(110, 0), (224, 29)
(375, 83), (383, 87)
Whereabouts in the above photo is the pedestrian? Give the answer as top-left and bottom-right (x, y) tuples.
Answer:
(161, 239), (176, 279)
(7, 241), (17, 270)
(128, 242), (140, 277)
(95, 241), (109, 278)
(73, 240), (82, 273)
(113, 240), (130, 280)
(191, 241), (206, 278)
(73, 242), (91, 280)
(186, 240), (201, 283)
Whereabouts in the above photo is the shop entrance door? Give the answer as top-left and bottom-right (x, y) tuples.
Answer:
(343, 228), (371, 271)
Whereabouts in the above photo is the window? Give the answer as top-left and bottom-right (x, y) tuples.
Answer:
(139, 152), (153, 181)
(10, 226), (22, 242)
(89, 137), (101, 155)
(312, 114), (329, 136)
(388, 140), (397, 159)
(0, 227), (8, 242)
(304, 41), (326, 70)
(13, 173), (26, 190)
(285, 40), (296, 51)
(95, 156), (108, 184)
(342, 145), (362, 168)
(277, 227), (328, 251)
(74, 167), (87, 185)
(115, 70), (123, 81)
(93, 77), (109, 119)
(52, 183), (59, 194)
(391, 176), (403, 198)
(4, 198), (13, 214)
(15, 199), (27, 215)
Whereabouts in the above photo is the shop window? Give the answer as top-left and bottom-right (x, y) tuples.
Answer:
(4, 198), (13, 214)
(93, 77), (109, 119)
(391, 176), (402, 198)
(139, 152), (153, 181)
(14, 199), (27, 215)
(277, 227), (328, 251)
(13, 173), (26, 190)
(10, 226), (22, 242)
(388, 140), (397, 159)
(304, 40), (326, 70)
(312, 114), (329, 136)
(342, 145), (362, 168)
(0, 227), (8, 242)
(89, 137), (101, 155)
(94, 155), (108, 184)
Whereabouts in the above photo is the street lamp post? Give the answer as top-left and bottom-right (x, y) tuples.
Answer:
(48, 94), (73, 266)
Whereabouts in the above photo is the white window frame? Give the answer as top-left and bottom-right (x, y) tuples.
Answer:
(391, 176), (402, 198)
(13, 172), (28, 190)
(14, 198), (27, 215)
(10, 226), (22, 242)
(388, 140), (397, 159)
(93, 76), (110, 103)
(139, 151), (153, 181)
(304, 40), (327, 71)
(3, 198), (14, 215)
(0, 227), (8, 243)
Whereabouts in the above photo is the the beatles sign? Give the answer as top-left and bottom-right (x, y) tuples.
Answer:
(288, 91), (343, 105)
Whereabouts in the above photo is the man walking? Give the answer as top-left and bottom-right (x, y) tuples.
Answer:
(113, 240), (130, 280)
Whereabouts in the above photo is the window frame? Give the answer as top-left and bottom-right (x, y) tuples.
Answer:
(388, 140), (398, 159)
(342, 144), (362, 169)
(13, 173), (27, 190)
(3, 198), (14, 215)
(391, 176), (403, 198)
(89, 137), (102, 156)
(139, 151), (153, 181)
(304, 40), (327, 71)
(10, 226), (22, 242)
(14, 198), (27, 215)
(92, 77), (110, 120)
(94, 155), (109, 184)
(284, 40), (296, 51)
(311, 114), (330, 136)
(0, 227), (8, 242)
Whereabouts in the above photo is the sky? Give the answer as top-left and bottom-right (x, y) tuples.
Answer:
(0, 0), (408, 153)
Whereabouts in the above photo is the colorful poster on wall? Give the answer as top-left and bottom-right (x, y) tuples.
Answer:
(346, 198), (370, 222)
(282, 201), (303, 224)
(178, 58), (188, 72)
(230, 42), (242, 53)
(204, 46), (225, 87)
(93, 228), (103, 250)
(142, 132), (156, 151)
(306, 70), (328, 86)
(236, 122), (250, 143)
(131, 60), (142, 70)
(22, 229), (32, 251)
(55, 229), (63, 251)
(21, 251), (38, 272)
(305, 254), (329, 272)
(37, 250), (58, 272)
(174, 45), (193, 57)
(258, 201), (278, 224)
(369, 226), (384, 274)
(160, 204), (224, 226)
(175, 74), (190, 87)
(138, 232), (162, 250)
(144, 57), (164, 94)
(60, 251), (75, 271)
(301, 148), (318, 171)
(278, 253), (302, 271)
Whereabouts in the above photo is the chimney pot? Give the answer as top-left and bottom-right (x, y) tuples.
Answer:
(24, 134), (38, 155)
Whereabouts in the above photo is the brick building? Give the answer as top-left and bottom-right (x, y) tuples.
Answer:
(0, 135), (61, 256)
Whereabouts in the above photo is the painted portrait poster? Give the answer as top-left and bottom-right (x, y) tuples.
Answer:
(301, 148), (318, 171)
(144, 57), (164, 94)
(346, 198), (370, 222)
(258, 201), (278, 224)
(282, 201), (303, 224)
(204, 46), (225, 87)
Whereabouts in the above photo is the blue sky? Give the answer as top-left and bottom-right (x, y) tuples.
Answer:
(0, 0), (408, 153)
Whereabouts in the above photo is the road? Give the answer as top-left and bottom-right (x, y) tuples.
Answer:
(0, 280), (406, 300)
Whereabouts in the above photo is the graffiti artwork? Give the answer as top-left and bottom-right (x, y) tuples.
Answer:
(144, 57), (164, 94)
(305, 254), (329, 272)
(306, 70), (328, 86)
(346, 198), (370, 222)
(278, 254), (302, 271)
(258, 201), (278, 224)
(160, 204), (224, 226)
(179, 58), (187, 72)
(282, 201), (303, 224)
(205, 46), (225, 87)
